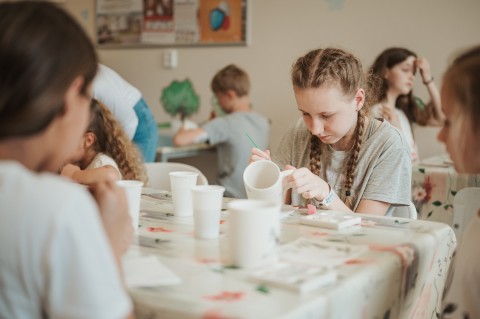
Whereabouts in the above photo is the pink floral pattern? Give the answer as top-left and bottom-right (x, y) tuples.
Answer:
(203, 291), (245, 302)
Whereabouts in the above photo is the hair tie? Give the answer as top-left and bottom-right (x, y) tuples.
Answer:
(345, 190), (351, 197)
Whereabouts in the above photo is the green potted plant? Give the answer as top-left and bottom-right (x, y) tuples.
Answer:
(160, 79), (200, 133)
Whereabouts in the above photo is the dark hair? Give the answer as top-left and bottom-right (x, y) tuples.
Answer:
(291, 47), (376, 207)
(88, 99), (147, 183)
(369, 47), (431, 125)
(211, 64), (250, 97)
(443, 45), (480, 135)
(0, 1), (98, 139)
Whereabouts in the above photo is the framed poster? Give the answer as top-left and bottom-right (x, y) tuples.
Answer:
(96, 0), (249, 48)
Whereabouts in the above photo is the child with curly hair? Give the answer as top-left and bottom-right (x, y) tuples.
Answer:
(61, 98), (147, 185)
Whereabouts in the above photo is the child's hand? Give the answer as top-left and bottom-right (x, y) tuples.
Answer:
(284, 167), (329, 201)
(89, 181), (132, 257)
(60, 163), (81, 179)
(282, 165), (296, 188)
(415, 57), (433, 84)
(249, 147), (270, 163)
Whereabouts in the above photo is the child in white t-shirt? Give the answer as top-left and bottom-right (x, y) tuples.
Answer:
(0, 2), (133, 318)
(61, 98), (147, 185)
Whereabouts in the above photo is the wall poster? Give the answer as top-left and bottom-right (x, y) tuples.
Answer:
(96, 0), (249, 48)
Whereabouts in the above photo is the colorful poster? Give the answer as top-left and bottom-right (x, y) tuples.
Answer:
(96, 0), (143, 44)
(142, 0), (175, 44)
(96, 0), (247, 47)
(199, 0), (244, 43)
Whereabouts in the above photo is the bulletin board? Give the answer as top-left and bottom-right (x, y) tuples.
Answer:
(95, 0), (249, 48)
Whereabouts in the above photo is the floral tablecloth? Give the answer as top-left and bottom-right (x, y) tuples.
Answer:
(412, 154), (480, 226)
(129, 188), (456, 319)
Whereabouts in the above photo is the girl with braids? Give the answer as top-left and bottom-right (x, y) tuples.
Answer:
(251, 47), (411, 216)
(438, 45), (480, 319)
(370, 48), (444, 163)
(61, 98), (147, 185)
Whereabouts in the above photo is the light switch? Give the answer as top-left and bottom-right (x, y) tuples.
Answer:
(163, 49), (178, 69)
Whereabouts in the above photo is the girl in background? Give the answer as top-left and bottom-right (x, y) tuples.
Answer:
(251, 47), (411, 216)
(0, 2), (133, 318)
(370, 48), (445, 163)
(438, 45), (480, 319)
(61, 98), (147, 185)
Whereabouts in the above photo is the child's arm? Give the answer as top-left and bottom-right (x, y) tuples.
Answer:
(354, 199), (390, 215)
(173, 127), (208, 146)
(284, 167), (390, 215)
(88, 181), (135, 319)
(416, 57), (444, 126)
(61, 163), (120, 185)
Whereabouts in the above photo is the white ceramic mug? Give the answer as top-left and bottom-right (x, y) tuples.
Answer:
(243, 160), (293, 204)
(227, 199), (279, 268)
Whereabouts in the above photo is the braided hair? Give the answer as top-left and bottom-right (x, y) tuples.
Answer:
(292, 48), (376, 208)
(88, 99), (147, 183)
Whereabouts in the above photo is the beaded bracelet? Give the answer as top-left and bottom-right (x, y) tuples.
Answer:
(423, 77), (434, 85)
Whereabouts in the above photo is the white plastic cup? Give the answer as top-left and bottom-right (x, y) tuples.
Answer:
(227, 199), (280, 268)
(115, 180), (144, 233)
(169, 171), (198, 216)
(191, 185), (225, 239)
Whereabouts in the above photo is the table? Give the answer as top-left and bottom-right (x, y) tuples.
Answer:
(156, 143), (216, 162)
(412, 154), (480, 225)
(129, 188), (455, 319)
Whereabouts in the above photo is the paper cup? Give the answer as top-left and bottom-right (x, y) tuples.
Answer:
(116, 180), (144, 233)
(191, 185), (225, 239)
(169, 171), (198, 216)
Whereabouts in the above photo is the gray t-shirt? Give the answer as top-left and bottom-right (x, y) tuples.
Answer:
(273, 117), (412, 215)
(203, 111), (270, 198)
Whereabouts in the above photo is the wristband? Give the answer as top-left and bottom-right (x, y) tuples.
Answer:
(318, 184), (335, 207)
(423, 77), (434, 85)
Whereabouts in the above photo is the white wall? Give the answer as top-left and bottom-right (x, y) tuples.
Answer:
(67, 0), (480, 159)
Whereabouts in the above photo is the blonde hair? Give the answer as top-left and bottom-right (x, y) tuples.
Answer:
(88, 99), (147, 183)
(291, 48), (376, 208)
(211, 64), (250, 97)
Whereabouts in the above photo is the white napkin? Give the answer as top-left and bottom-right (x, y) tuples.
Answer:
(123, 254), (182, 288)
(279, 237), (367, 268)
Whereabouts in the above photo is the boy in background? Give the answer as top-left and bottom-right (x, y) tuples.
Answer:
(173, 64), (270, 198)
